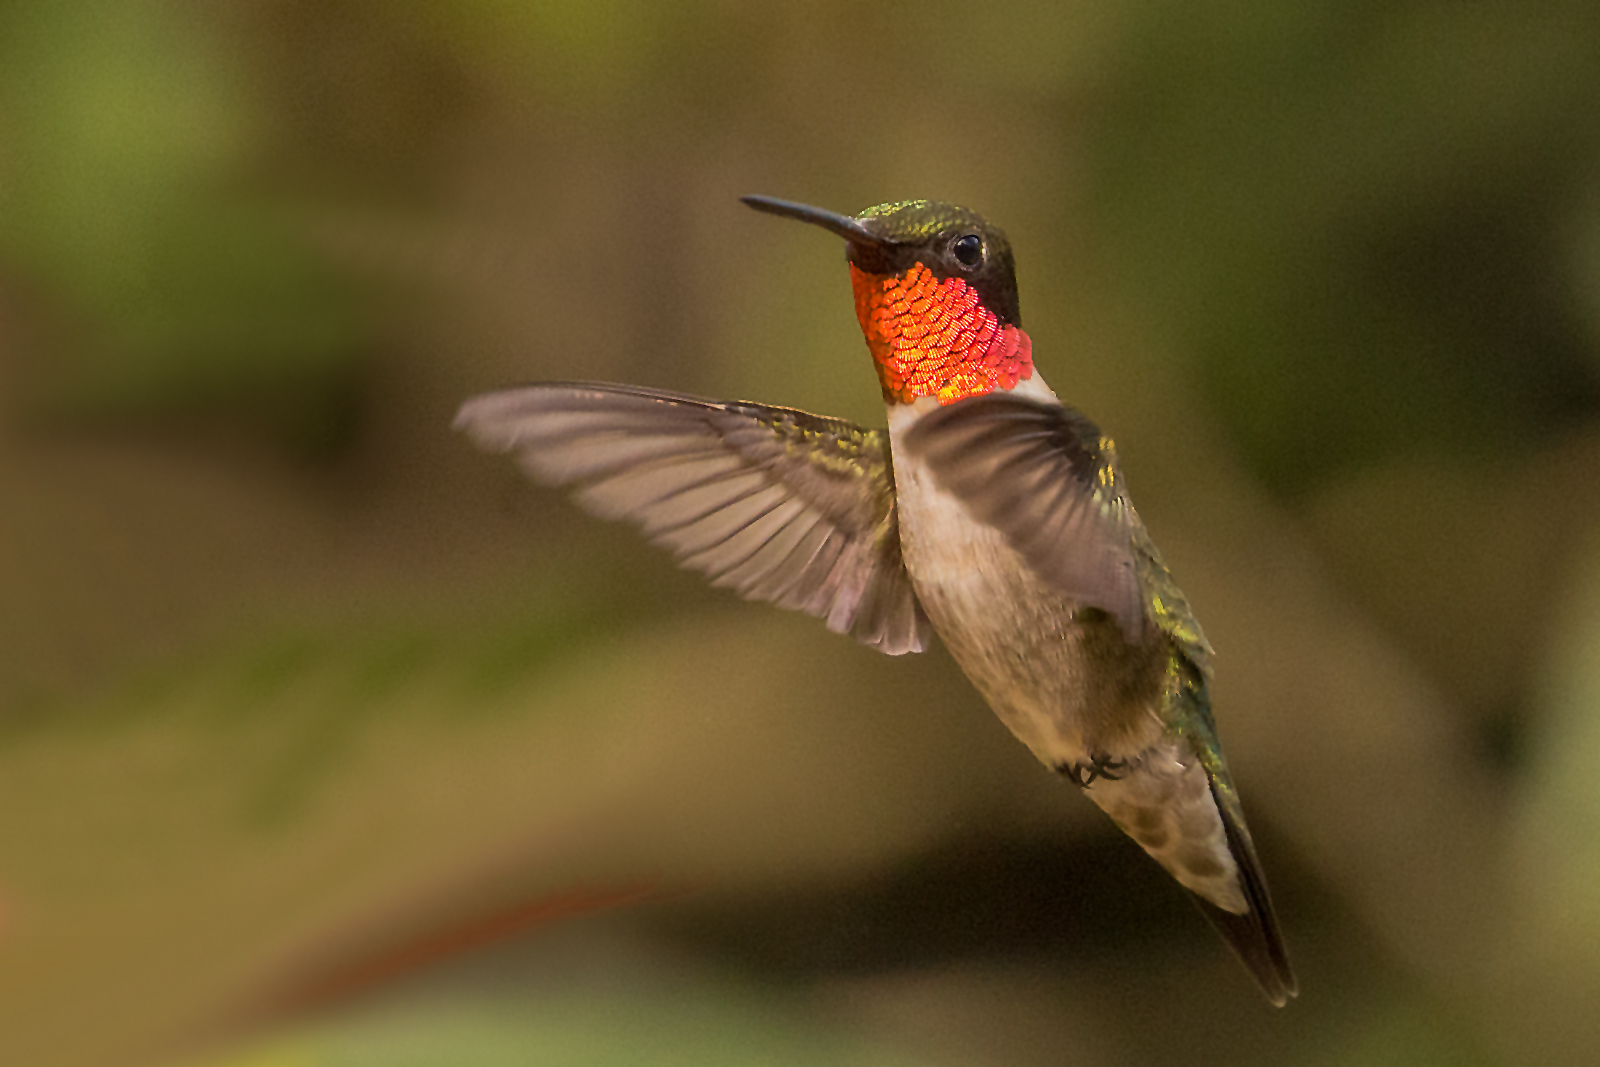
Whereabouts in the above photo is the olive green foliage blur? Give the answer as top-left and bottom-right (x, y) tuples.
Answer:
(2, 2), (1600, 1066)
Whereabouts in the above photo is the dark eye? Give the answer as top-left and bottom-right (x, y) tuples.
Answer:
(951, 233), (983, 268)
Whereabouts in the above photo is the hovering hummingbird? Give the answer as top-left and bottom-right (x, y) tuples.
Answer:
(454, 196), (1296, 1004)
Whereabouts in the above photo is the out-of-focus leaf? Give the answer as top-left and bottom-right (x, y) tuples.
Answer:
(0, 2), (367, 450)
(1504, 533), (1600, 1063)
(200, 990), (930, 1067)
(1085, 3), (1600, 493)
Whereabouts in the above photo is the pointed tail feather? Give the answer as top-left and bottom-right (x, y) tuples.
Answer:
(1076, 746), (1296, 1003)
(1194, 776), (1297, 1006)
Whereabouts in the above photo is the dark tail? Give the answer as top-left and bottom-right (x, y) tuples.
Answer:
(1194, 776), (1297, 1006)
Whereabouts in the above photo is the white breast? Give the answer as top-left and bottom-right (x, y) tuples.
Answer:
(883, 374), (1121, 765)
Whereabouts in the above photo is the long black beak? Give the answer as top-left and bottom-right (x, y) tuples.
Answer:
(741, 195), (892, 248)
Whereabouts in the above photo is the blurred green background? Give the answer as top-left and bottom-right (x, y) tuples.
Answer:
(4, 1), (1600, 1064)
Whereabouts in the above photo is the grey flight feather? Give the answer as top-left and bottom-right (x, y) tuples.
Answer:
(454, 381), (930, 655)
(901, 393), (1146, 643)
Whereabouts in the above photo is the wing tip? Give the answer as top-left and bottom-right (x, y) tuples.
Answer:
(452, 394), (486, 434)
(453, 388), (542, 451)
(453, 400), (511, 453)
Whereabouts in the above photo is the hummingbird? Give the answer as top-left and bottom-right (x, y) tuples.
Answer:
(454, 196), (1296, 1005)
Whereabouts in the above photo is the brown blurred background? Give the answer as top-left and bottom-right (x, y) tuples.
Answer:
(4, 1), (1600, 1064)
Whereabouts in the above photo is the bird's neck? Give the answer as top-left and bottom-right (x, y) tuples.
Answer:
(887, 372), (1060, 431)
(850, 263), (1033, 406)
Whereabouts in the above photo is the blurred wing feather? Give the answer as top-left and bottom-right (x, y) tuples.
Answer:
(455, 381), (928, 654)
(902, 393), (1146, 642)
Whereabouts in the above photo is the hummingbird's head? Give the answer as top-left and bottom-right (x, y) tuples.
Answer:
(743, 196), (1033, 405)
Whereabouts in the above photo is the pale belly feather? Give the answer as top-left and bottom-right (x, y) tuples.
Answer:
(885, 387), (1168, 770)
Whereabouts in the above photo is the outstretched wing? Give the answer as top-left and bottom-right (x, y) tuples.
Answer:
(455, 381), (929, 655)
(900, 393), (1146, 642)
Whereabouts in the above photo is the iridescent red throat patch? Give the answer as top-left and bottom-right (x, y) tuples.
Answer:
(850, 262), (1033, 405)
